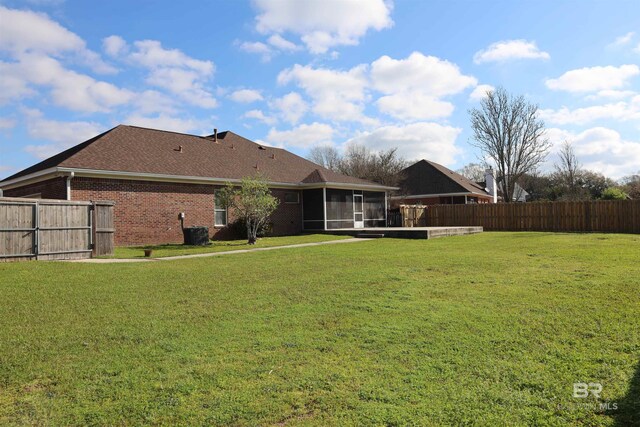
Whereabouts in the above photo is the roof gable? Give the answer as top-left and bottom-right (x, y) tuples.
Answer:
(400, 160), (489, 196)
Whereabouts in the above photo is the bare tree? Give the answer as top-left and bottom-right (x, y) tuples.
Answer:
(338, 144), (407, 187)
(338, 144), (372, 178)
(456, 162), (487, 182)
(469, 87), (550, 202)
(307, 145), (341, 171)
(307, 143), (407, 187)
(620, 171), (640, 199)
(554, 141), (582, 199)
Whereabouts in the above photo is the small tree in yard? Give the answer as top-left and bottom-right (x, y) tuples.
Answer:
(218, 176), (279, 245)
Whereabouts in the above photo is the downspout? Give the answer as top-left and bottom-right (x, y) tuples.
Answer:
(66, 172), (74, 201)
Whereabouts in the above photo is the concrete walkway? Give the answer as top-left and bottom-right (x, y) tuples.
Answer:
(68, 238), (370, 263)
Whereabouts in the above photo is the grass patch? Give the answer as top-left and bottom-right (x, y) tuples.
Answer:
(0, 232), (639, 425)
(110, 233), (351, 258)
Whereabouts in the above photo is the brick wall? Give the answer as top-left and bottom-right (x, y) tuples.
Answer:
(71, 177), (216, 245)
(269, 189), (303, 236)
(70, 177), (303, 246)
(3, 177), (67, 199)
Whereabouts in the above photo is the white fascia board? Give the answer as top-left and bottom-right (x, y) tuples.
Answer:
(2, 166), (398, 192)
(0, 167), (60, 189)
(58, 168), (302, 189)
(302, 182), (398, 191)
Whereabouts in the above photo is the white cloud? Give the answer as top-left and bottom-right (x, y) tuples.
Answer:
(238, 34), (301, 61)
(0, 6), (81, 53)
(377, 93), (454, 120)
(128, 40), (213, 75)
(266, 122), (334, 148)
(278, 63), (371, 123)
(0, 6), (117, 74)
(609, 32), (635, 47)
(267, 34), (301, 52)
(473, 39), (550, 64)
(346, 122), (462, 165)
(546, 126), (640, 178)
(540, 96), (640, 125)
(133, 90), (177, 115)
(0, 6), (116, 74)
(238, 41), (273, 61)
(243, 109), (276, 125)
(229, 89), (264, 103)
(101, 38), (218, 108)
(123, 114), (205, 134)
(253, 0), (393, 54)
(102, 35), (128, 57)
(0, 53), (133, 112)
(546, 65), (639, 93)
(370, 52), (476, 121)
(22, 108), (105, 159)
(585, 89), (636, 100)
(269, 92), (308, 124)
(371, 52), (476, 96)
(469, 84), (495, 101)
(0, 117), (16, 129)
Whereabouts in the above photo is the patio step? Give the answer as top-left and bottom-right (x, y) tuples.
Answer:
(356, 233), (385, 238)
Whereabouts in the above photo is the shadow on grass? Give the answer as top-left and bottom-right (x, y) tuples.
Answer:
(612, 361), (640, 425)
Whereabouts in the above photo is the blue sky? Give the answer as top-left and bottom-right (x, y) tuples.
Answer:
(1, 0), (640, 180)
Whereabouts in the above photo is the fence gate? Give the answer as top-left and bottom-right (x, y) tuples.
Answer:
(0, 197), (115, 262)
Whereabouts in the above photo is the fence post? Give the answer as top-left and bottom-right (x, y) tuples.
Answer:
(90, 202), (96, 257)
(34, 200), (39, 260)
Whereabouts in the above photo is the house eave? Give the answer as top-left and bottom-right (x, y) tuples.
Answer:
(1, 167), (396, 192)
(302, 181), (398, 191)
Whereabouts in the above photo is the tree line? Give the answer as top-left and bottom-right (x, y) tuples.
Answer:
(306, 86), (637, 201)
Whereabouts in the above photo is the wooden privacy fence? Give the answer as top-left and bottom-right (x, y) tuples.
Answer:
(398, 205), (428, 227)
(422, 200), (640, 233)
(0, 197), (115, 262)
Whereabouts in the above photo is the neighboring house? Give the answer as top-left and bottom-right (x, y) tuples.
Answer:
(476, 177), (530, 202)
(1, 125), (394, 245)
(508, 182), (529, 202)
(391, 160), (496, 206)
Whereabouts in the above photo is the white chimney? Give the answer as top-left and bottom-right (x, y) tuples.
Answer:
(485, 168), (497, 203)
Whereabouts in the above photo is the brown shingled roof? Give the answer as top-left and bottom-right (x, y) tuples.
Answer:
(3, 125), (387, 189)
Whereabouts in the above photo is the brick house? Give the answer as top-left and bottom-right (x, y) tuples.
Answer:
(1, 125), (394, 245)
(391, 160), (496, 206)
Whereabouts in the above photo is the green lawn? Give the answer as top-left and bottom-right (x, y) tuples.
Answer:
(110, 233), (351, 258)
(1, 232), (638, 426)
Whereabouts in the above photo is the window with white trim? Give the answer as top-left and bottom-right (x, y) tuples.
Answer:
(214, 192), (227, 226)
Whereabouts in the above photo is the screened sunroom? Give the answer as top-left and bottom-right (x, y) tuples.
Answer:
(302, 188), (387, 230)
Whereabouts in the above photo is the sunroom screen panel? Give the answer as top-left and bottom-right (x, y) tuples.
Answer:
(326, 189), (354, 229)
